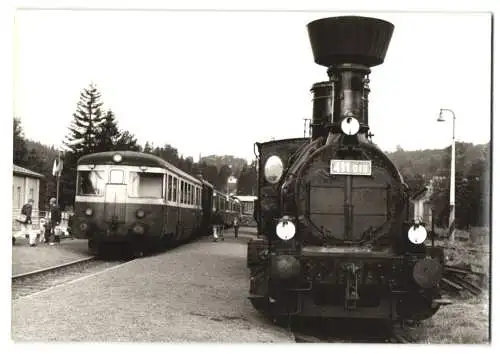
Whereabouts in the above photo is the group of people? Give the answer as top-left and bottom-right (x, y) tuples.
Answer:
(13, 197), (62, 247)
(211, 209), (240, 241)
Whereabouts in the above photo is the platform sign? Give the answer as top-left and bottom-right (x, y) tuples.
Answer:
(330, 159), (372, 176)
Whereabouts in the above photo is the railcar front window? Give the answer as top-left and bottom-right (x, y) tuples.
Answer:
(129, 172), (163, 198)
(78, 170), (105, 196)
(110, 170), (124, 184)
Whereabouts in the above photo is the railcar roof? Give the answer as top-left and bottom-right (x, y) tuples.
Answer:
(77, 151), (200, 184)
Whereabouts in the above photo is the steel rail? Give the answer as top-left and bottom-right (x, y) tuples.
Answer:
(12, 256), (97, 281)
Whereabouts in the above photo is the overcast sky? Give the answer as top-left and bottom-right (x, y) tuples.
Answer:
(13, 10), (491, 162)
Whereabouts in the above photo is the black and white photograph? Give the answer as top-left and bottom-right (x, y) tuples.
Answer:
(5, 1), (494, 346)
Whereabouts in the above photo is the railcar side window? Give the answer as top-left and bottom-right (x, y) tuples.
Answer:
(129, 172), (163, 198)
(167, 175), (173, 201)
(78, 170), (105, 196)
(173, 177), (178, 202)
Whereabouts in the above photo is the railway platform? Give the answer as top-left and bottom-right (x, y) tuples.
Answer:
(12, 237), (90, 276)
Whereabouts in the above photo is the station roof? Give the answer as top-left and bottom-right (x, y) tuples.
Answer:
(13, 164), (44, 179)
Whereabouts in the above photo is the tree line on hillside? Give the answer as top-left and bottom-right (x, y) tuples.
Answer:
(13, 83), (490, 230)
(13, 83), (258, 210)
(389, 143), (490, 229)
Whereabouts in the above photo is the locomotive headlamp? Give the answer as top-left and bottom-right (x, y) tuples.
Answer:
(341, 116), (360, 136)
(408, 224), (427, 245)
(276, 217), (296, 241)
(264, 155), (284, 184)
(85, 208), (93, 216)
(112, 153), (123, 163)
(136, 209), (145, 218)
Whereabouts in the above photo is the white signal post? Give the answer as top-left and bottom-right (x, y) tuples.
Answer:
(437, 108), (456, 242)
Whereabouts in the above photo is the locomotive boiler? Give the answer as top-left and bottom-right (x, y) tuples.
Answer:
(247, 16), (447, 321)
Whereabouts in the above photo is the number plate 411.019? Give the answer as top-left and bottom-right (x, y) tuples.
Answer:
(330, 159), (372, 176)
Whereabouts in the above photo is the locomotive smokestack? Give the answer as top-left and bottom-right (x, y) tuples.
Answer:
(307, 16), (394, 138)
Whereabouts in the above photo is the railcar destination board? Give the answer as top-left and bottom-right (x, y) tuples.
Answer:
(330, 159), (372, 176)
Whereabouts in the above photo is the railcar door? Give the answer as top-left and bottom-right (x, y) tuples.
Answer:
(104, 169), (127, 223)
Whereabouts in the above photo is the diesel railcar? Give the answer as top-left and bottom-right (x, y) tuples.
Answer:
(73, 151), (231, 255)
(247, 16), (447, 322)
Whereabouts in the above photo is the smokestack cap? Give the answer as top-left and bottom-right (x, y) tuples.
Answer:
(307, 16), (394, 67)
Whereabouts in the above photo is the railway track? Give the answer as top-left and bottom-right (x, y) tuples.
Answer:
(288, 318), (416, 343)
(12, 256), (129, 300)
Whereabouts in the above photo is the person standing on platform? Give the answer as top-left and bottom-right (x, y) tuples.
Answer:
(233, 215), (240, 239)
(13, 199), (34, 246)
(46, 197), (62, 245)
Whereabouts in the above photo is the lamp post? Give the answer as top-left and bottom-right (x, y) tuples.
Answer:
(437, 108), (456, 241)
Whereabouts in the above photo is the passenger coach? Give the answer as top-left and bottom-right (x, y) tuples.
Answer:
(73, 151), (213, 255)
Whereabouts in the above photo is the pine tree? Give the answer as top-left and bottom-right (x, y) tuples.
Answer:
(95, 110), (120, 152)
(13, 117), (27, 165)
(64, 83), (105, 155)
(60, 83), (105, 206)
(115, 130), (140, 151)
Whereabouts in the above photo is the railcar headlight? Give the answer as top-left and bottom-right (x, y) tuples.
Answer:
(408, 224), (427, 245)
(112, 153), (123, 163)
(341, 116), (360, 135)
(136, 209), (145, 218)
(264, 155), (284, 184)
(85, 208), (93, 216)
(133, 224), (145, 235)
(276, 217), (296, 240)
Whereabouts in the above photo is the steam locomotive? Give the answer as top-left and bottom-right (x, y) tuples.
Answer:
(247, 16), (448, 321)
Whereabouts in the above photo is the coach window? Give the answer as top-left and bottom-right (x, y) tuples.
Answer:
(180, 181), (185, 204)
(77, 170), (105, 196)
(109, 170), (124, 184)
(187, 184), (191, 205)
(190, 185), (194, 205)
(173, 177), (178, 202)
(129, 172), (163, 198)
(167, 175), (173, 201)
